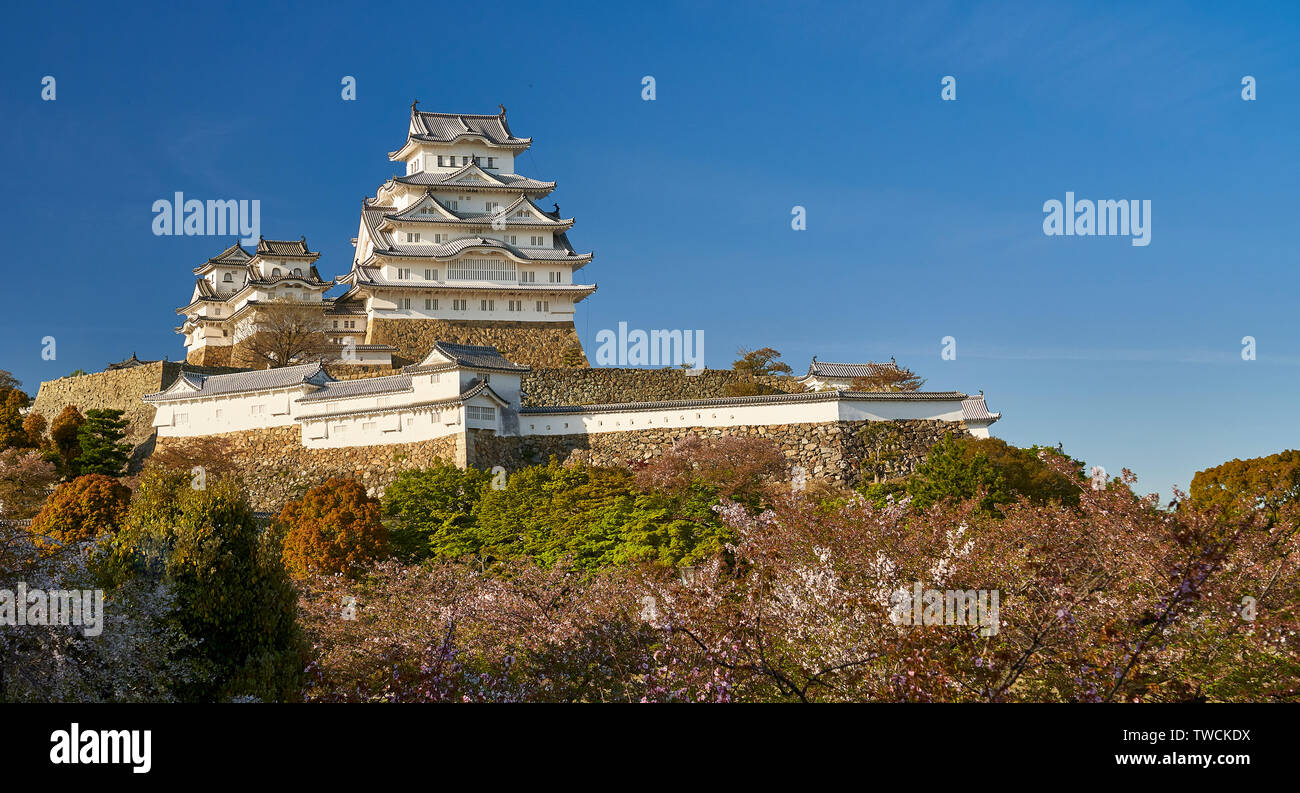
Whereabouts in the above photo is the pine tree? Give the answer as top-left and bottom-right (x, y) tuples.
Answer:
(76, 409), (131, 476)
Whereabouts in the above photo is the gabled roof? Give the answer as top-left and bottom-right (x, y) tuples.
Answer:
(408, 341), (531, 374)
(391, 161), (554, 193)
(804, 359), (901, 380)
(294, 377), (511, 423)
(389, 104), (532, 158)
(192, 243), (252, 274)
(961, 394), (1001, 425)
(143, 362), (331, 402)
(385, 193), (573, 229)
(256, 236), (317, 258)
(105, 352), (159, 371)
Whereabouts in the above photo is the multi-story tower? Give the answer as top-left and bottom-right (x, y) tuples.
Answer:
(335, 102), (595, 367)
(177, 237), (335, 366)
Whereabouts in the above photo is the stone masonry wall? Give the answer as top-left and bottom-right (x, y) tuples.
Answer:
(521, 368), (802, 407)
(153, 426), (462, 512)
(468, 419), (968, 489)
(368, 318), (587, 368)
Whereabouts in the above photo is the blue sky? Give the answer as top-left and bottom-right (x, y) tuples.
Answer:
(1, 0), (1297, 498)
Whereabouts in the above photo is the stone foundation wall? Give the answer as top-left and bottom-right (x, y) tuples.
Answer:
(468, 419), (967, 489)
(367, 317), (587, 368)
(154, 426), (462, 511)
(186, 345), (234, 367)
(31, 362), (244, 449)
(521, 368), (802, 407)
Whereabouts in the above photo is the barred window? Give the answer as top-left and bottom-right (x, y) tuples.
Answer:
(447, 257), (516, 282)
(467, 406), (496, 422)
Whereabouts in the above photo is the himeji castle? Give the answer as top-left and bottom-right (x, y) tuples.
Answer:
(148, 101), (1002, 485)
(177, 102), (596, 369)
(335, 102), (595, 366)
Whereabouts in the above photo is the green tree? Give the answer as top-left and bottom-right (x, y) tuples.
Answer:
(114, 469), (306, 702)
(382, 463), (491, 561)
(898, 435), (1081, 515)
(76, 408), (131, 476)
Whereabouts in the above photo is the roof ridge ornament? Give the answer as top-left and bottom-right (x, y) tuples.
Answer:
(411, 98), (419, 112)
(498, 103), (506, 116)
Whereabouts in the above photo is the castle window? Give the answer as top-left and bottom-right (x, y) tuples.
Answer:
(333, 321), (338, 328)
(530, 235), (544, 246)
(480, 299), (495, 311)
(507, 235), (517, 245)
(453, 299), (467, 311)
(519, 271), (534, 283)
(405, 233), (420, 243)
(425, 298), (438, 310)
(397, 268), (412, 279)
(424, 268), (436, 280)
(223, 273), (233, 282)
(486, 157), (495, 168)
(272, 268), (281, 277)
(437, 155), (444, 167)
(535, 300), (549, 312)
(467, 406), (496, 422)
(292, 267), (302, 276)
(508, 300), (521, 312)
(250, 404), (265, 416)
(174, 413), (188, 426)
(461, 156), (469, 166)
(400, 298), (411, 310)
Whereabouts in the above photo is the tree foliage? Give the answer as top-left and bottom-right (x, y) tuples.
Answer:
(278, 478), (388, 579)
(383, 463), (491, 561)
(1190, 450), (1300, 522)
(233, 297), (333, 369)
(899, 435), (1082, 515)
(730, 347), (792, 377)
(28, 473), (131, 550)
(76, 409), (131, 477)
(113, 469), (306, 701)
(49, 405), (84, 475)
(850, 362), (926, 392)
(0, 448), (59, 519)
(0, 387), (30, 450)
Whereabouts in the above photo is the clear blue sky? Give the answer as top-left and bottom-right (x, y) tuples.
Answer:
(1, 1), (1297, 498)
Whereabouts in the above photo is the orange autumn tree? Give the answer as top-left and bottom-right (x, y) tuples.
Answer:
(29, 473), (132, 550)
(278, 478), (389, 579)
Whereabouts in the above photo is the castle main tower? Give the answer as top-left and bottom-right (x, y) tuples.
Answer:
(334, 102), (595, 367)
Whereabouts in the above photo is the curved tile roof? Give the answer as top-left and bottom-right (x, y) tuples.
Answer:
(521, 389), (970, 416)
(144, 362), (331, 402)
